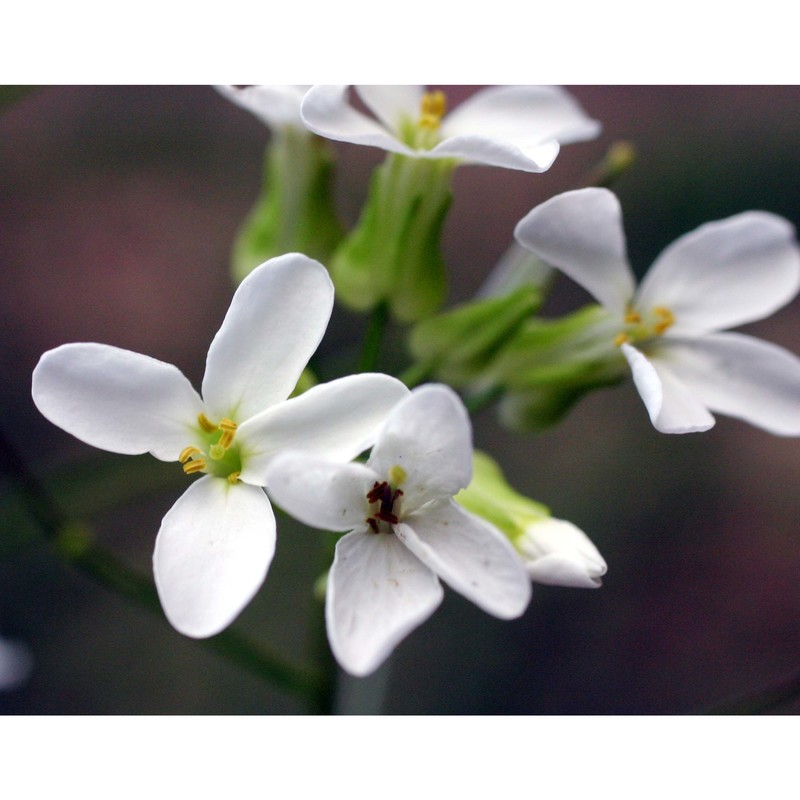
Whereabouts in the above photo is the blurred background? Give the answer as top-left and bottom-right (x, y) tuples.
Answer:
(1, 85), (799, 714)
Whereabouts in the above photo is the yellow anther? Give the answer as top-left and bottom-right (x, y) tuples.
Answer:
(182, 458), (207, 475)
(179, 446), (202, 464)
(389, 465), (407, 487)
(624, 311), (642, 324)
(652, 306), (675, 335)
(227, 471), (241, 485)
(217, 418), (238, 449)
(197, 412), (218, 433)
(614, 332), (630, 347)
(419, 90), (446, 130)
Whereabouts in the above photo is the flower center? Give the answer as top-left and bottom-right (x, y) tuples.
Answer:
(179, 412), (242, 484)
(614, 305), (675, 347)
(398, 90), (448, 150)
(365, 465), (407, 534)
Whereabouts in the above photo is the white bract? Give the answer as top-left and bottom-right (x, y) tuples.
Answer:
(515, 188), (800, 434)
(215, 85), (311, 131)
(265, 385), (532, 677)
(32, 254), (409, 638)
(516, 518), (607, 589)
(301, 85), (600, 173)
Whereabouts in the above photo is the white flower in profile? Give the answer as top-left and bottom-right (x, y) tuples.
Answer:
(215, 85), (311, 131)
(265, 385), (532, 677)
(301, 85), (600, 172)
(515, 188), (800, 434)
(32, 254), (409, 638)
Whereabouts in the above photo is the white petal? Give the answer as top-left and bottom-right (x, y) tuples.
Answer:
(215, 85), (310, 130)
(435, 85), (600, 172)
(396, 499), (531, 619)
(264, 452), (378, 532)
(237, 374), (409, 484)
(367, 384), (473, 514)
(653, 333), (800, 436)
(153, 476), (276, 638)
(515, 188), (636, 315)
(301, 85), (415, 156)
(326, 528), (443, 677)
(621, 343), (714, 433)
(636, 212), (800, 334)
(32, 343), (203, 461)
(201, 253), (333, 422)
(518, 518), (607, 589)
(355, 85), (424, 133)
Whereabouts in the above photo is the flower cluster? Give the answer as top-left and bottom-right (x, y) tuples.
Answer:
(30, 85), (800, 687)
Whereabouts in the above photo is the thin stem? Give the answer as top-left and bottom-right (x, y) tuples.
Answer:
(398, 359), (435, 390)
(464, 384), (505, 416)
(357, 300), (389, 374)
(0, 426), (326, 707)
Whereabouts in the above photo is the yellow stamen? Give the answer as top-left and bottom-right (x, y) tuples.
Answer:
(197, 412), (217, 433)
(652, 306), (675, 335)
(389, 465), (407, 487)
(614, 332), (630, 347)
(624, 311), (642, 324)
(218, 418), (238, 449)
(419, 90), (446, 131)
(179, 445), (202, 464)
(227, 471), (241, 485)
(182, 458), (207, 475)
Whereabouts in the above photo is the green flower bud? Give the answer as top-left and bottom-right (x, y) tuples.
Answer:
(231, 128), (344, 283)
(329, 153), (456, 323)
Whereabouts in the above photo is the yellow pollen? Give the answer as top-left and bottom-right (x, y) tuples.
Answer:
(652, 306), (675, 335)
(614, 332), (630, 347)
(624, 311), (642, 324)
(419, 90), (446, 130)
(198, 412), (217, 433)
(227, 471), (241, 485)
(218, 418), (238, 449)
(388, 464), (407, 486)
(179, 445), (202, 464)
(182, 458), (207, 475)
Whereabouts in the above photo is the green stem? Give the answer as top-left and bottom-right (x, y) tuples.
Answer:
(357, 301), (389, 374)
(0, 426), (326, 708)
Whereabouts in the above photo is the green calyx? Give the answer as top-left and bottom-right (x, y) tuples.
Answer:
(231, 127), (344, 284)
(329, 152), (456, 323)
(407, 285), (542, 385)
(455, 451), (550, 544)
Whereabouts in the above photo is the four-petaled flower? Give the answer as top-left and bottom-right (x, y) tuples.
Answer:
(32, 254), (409, 637)
(515, 188), (800, 434)
(215, 85), (311, 132)
(265, 384), (532, 677)
(301, 85), (601, 172)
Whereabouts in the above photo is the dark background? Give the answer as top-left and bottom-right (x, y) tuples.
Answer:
(1, 86), (799, 714)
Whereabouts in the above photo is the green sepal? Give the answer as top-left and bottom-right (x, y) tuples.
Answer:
(455, 451), (549, 544)
(330, 153), (456, 323)
(231, 128), (344, 283)
(487, 305), (628, 430)
(407, 285), (542, 385)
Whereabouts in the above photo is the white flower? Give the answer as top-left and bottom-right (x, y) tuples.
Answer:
(215, 85), (311, 131)
(516, 518), (607, 589)
(32, 254), (409, 638)
(515, 188), (800, 434)
(301, 85), (600, 173)
(265, 384), (531, 677)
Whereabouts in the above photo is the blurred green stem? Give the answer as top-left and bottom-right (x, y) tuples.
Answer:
(357, 301), (389, 374)
(0, 426), (327, 708)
